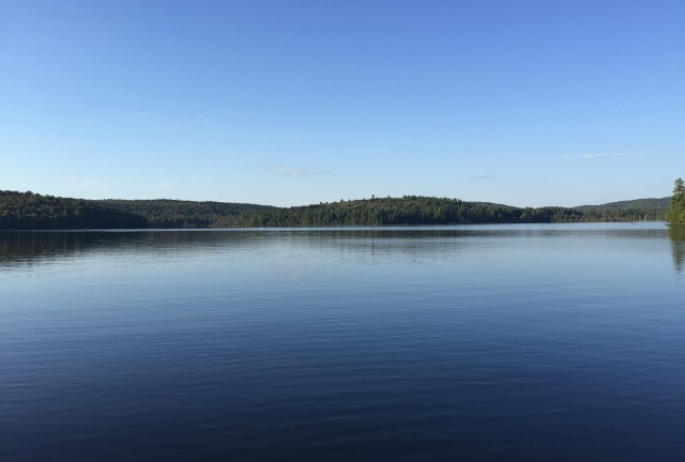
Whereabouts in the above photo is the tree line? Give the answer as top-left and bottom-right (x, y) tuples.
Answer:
(0, 189), (672, 230)
(667, 178), (685, 226)
(0, 190), (146, 229)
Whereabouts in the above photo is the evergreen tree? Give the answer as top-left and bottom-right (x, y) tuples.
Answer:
(667, 178), (685, 226)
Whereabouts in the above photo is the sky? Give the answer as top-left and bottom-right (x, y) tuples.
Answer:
(1, 0), (683, 207)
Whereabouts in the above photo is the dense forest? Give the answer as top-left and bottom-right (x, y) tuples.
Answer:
(574, 197), (670, 222)
(0, 191), (146, 229)
(212, 197), (586, 227)
(94, 198), (278, 228)
(0, 190), (671, 230)
(667, 178), (685, 226)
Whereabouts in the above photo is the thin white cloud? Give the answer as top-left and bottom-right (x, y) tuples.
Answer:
(329, 135), (412, 145)
(276, 168), (301, 177)
(172, 116), (212, 129)
(130, 111), (155, 120)
(62, 178), (105, 189)
(177, 116), (212, 125)
(562, 152), (641, 160)
(272, 165), (326, 178)
(154, 181), (174, 190)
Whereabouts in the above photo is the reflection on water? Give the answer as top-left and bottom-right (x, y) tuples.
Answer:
(669, 226), (685, 274)
(1, 223), (683, 462)
(0, 223), (674, 272)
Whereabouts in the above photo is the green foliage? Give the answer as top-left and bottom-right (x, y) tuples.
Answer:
(0, 190), (671, 230)
(0, 190), (146, 229)
(94, 199), (277, 228)
(229, 196), (584, 227)
(667, 178), (685, 226)
(573, 197), (670, 222)
(668, 226), (685, 273)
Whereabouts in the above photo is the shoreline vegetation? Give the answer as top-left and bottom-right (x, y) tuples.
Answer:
(667, 178), (685, 226)
(0, 189), (673, 230)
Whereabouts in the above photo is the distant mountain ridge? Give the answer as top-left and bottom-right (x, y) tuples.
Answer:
(0, 190), (671, 230)
(94, 198), (278, 228)
(572, 197), (670, 222)
(574, 197), (670, 210)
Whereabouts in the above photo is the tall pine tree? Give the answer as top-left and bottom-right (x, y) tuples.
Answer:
(667, 178), (685, 225)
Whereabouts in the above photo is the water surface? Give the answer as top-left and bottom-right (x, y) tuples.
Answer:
(1, 223), (683, 461)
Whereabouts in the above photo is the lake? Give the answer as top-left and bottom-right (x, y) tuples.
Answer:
(1, 223), (684, 461)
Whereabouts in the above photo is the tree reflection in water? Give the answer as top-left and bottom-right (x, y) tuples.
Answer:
(669, 226), (685, 274)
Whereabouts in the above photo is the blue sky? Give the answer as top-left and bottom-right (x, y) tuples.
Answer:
(1, 0), (683, 207)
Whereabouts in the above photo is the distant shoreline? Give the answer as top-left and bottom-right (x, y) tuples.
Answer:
(0, 190), (670, 231)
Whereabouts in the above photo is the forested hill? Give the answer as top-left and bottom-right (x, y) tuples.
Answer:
(227, 196), (585, 227)
(0, 190), (147, 229)
(573, 197), (670, 222)
(94, 199), (278, 228)
(0, 190), (670, 230)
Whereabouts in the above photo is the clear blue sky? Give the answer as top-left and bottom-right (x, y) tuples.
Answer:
(1, 0), (683, 207)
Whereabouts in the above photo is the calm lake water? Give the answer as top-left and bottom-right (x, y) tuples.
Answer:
(1, 223), (684, 461)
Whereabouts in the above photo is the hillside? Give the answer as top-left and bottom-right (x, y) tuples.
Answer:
(227, 196), (583, 227)
(573, 197), (670, 222)
(0, 190), (146, 230)
(0, 190), (670, 230)
(95, 199), (278, 228)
